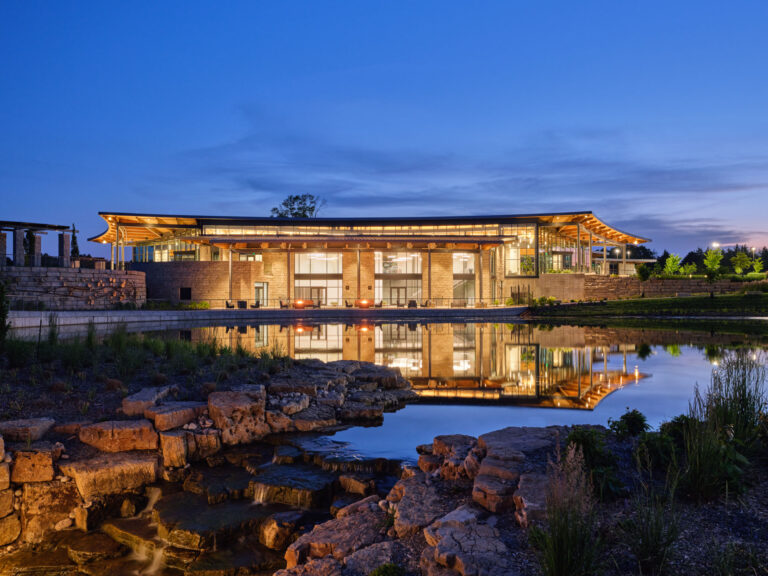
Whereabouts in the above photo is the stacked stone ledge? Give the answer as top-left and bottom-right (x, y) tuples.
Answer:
(0, 360), (415, 550)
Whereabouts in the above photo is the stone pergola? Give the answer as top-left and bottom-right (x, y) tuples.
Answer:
(0, 220), (72, 268)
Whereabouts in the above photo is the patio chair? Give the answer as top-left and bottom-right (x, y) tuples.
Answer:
(225, 300), (235, 309)
(374, 301), (383, 308)
(250, 301), (260, 309)
(237, 300), (247, 309)
(279, 300), (288, 309)
(345, 300), (353, 308)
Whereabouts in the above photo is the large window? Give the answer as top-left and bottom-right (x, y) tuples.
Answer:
(375, 252), (423, 306)
(453, 253), (475, 306)
(503, 225), (536, 276)
(294, 253), (343, 306)
(538, 228), (577, 273)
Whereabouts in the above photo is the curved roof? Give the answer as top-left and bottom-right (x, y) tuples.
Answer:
(89, 210), (650, 246)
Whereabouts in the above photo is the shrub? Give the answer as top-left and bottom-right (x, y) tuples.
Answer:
(60, 341), (93, 372)
(636, 432), (677, 473)
(4, 339), (35, 369)
(566, 427), (623, 500)
(609, 408), (650, 440)
(636, 263), (652, 281)
(104, 323), (128, 354)
(0, 280), (10, 350)
(46, 313), (59, 347)
(368, 564), (405, 576)
(179, 300), (210, 310)
(530, 444), (602, 576)
(85, 320), (97, 350)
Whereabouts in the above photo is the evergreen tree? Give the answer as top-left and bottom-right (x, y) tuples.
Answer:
(71, 223), (80, 258)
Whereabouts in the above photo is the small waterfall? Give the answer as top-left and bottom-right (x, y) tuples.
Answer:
(141, 546), (166, 576)
(252, 483), (270, 505)
(140, 487), (162, 516)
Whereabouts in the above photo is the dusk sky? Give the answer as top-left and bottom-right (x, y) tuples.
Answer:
(2, 1), (767, 257)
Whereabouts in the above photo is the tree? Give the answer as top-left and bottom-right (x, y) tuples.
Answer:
(731, 252), (752, 275)
(703, 248), (723, 281)
(23, 230), (36, 258)
(681, 248), (705, 270)
(71, 223), (80, 258)
(663, 253), (681, 276)
(631, 245), (657, 260)
(270, 194), (326, 218)
(680, 262), (697, 276)
(753, 258), (764, 274)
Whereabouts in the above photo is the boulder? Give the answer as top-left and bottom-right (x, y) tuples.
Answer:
(60, 531), (128, 564)
(0, 434), (4, 460)
(0, 513), (21, 546)
(121, 385), (176, 417)
(284, 496), (385, 568)
(208, 386), (270, 445)
(59, 452), (158, 501)
(292, 404), (337, 432)
(386, 472), (454, 538)
(266, 409), (296, 434)
(53, 422), (91, 436)
(339, 473), (376, 496)
(145, 401), (207, 432)
(0, 418), (55, 442)
(10, 446), (56, 483)
(344, 541), (408, 576)
(79, 420), (159, 453)
(513, 473), (548, 528)
(259, 510), (306, 550)
(423, 504), (513, 576)
(20, 481), (82, 543)
(275, 557), (344, 576)
(0, 489), (13, 518)
(418, 453), (443, 474)
(0, 463), (9, 490)
(433, 434), (478, 480)
(471, 474), (518, 513)
(159, 429), (221, 468)
(249, 464), (336, 508)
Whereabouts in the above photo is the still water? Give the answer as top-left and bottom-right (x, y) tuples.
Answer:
(141, 320), (763, 460)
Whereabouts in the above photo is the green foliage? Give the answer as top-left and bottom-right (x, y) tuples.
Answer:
(704, 248), (723, 280)
(85, 320), (97, 350)
(104, 323), (128, 354)
(368, 564), (405, 576)
(530, 445), (602, 576)
(753, 257), (764, 274)
(709, 542), (765, 576)
(178, 300), (210, 310)
(706, 351), (766, 449)
(664, 344), (681, 357)
(680, 262), (697, 276)
(636, 263), (652, 281)
(3, 339), (35, 369)
(662, 253), (681, 276)
(566, 427), (623, 500)
(620, 477), (679, 576)
(679, 386), (749, 502)
(70, 223), (80, 258)
(636, 343), (653, 360)
(731, 252), (752, 275)
(636, 432), (677, 472)
(60, 341), (93, 372)
(47, 313), (59, 347)
(609, 408), (650, 440)
(270, 193), (325, 218)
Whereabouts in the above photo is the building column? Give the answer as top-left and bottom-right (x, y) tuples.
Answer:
(228, 247), (233, 300)
(477, 248), (483, 306)
(588, 232), (593, 273)
(58, 233), (71, 268)
(32, 233), (41, 267)
(0, 232), (6, 268)
(575, 223), (581, 272)
(603, 244), (607, 275)
(13, 229), (24, 266)
(622, 244), (627, 275)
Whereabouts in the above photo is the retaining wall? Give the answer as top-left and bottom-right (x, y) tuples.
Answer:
(1, 268), (146, 310)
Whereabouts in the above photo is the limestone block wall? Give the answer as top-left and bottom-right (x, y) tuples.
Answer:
(427, 253), (454, 304)
(342, 251), (375, 303)
(1, 268), (146, 310)
(583, 276), (744, 300)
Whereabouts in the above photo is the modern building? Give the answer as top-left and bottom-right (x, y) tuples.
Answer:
(89, 211), (649, 307)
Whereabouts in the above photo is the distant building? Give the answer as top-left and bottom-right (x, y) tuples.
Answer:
(90, 211), (649, 307)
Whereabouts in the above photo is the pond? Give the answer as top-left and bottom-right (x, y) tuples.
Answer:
(124, 319), (766, 461)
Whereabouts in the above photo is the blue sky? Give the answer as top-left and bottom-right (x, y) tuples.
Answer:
(2, 1), (767, 256)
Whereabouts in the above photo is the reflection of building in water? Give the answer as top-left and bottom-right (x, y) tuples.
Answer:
(181, 323), (645, 410)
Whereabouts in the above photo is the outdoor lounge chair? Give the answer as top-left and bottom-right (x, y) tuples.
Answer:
(374, 301), (383, 308)
(225, 300), (235, 309)
(250, 301), (260, 309)
(279, 300), (288, 309)
(237, 300), (247, 309)
(345, 300), (353, 308)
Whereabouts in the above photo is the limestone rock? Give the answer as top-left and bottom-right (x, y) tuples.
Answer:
(0, 513), (21, 546)
(292, 404), (337, 432)
(266, 409), (296, 434)
(433, 434), (478, 480)
(0, 434), (4, 460)
(20, 480), (82, 543)
(52, 421), (91, 436)
(259, 510), (306, 550)
(159, 429), (221, 468)
(159, 430), (188, 468)
(513, 473), (548, 528)
(423, 505), (513, 576)
(145, 401), (207, 432)
(471, 474), (518, 513)
(275, 557), (344, 576)
(59, 452), (158, 501)
(387, 471), (453, 538)
(79, 420), (159, 452)
(284, 496), (385, 568)
(61, 531), (128, 564)
(121, 385), (176, 417)
(339, 473), (376, 496)
(10, 447), (55, 483)
(0, 417), (55, 442)
(344, 541), (408, 575)
(0, 463), (8, 490)
(208, 386), (270, 445)
(0, 488), (13, 518)
(418, 453), (442, 474)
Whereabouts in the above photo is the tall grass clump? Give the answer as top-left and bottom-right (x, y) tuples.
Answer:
(104, 323), (128, 354)
(621, 450), (679, 575)
(566, 427), (622, 500)
(530, 444), (602, 576)
(257, 343), (292, 374)
(707, 351), (766, 449)
(46, 313), (59, 346)
(0, 280), (11, 350)
(85, 319), (97, 350)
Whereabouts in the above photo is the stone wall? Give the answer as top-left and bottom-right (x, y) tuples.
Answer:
(1, 268), (145, 310)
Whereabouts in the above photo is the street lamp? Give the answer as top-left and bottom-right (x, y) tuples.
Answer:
(711, 242), (720, 249)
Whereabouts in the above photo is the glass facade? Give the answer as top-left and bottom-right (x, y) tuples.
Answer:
(133, 240), (198, 262)
(294, 252), (343, 305)
(452, 253), (476, 306)
(374, 252), (422, 306)
(503, 225), (536, 277)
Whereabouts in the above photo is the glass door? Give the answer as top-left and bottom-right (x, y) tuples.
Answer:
(310, 286), (326, 304)
(389, 286), (407, 307)
(254, 282), (268, 307)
